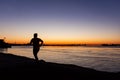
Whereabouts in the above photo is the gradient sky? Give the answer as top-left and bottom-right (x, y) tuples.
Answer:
(0, 0), (120, 44)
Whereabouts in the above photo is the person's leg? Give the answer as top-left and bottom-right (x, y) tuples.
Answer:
(33, 52), (38, 61)
(33, 48), (39, 61)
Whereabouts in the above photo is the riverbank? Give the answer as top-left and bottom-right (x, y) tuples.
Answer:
(0, 52), (119, 80)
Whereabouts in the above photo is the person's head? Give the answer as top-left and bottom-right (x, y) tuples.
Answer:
(34, 33), (38, 38)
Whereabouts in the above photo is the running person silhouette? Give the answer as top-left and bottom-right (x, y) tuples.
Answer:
(30, 33), (43, 61)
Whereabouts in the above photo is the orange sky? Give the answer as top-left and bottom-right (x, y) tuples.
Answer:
(0, 0), (120, 45)
(4, 36), (120, 45)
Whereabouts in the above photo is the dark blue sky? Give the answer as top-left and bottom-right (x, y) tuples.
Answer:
(0, 0), (120, 23)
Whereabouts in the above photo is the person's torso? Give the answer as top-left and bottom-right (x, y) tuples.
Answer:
(32, 38), (41, 46)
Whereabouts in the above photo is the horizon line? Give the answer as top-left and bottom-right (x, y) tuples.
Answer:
(9, 43), (120, 46)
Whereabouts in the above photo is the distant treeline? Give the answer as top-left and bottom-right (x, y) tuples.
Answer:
(10, 43), (120, 47)
(10, 43), (87, 46)
(101, 44), (120, 46)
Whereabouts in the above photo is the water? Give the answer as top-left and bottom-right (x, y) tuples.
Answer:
(0, 46), (120, 72)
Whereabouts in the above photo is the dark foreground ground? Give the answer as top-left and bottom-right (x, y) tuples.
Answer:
(0, 53), (120, 80)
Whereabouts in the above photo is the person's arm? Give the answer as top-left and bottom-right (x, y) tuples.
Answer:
(30, 39), (33, 45)
(40, 39), (43, 46)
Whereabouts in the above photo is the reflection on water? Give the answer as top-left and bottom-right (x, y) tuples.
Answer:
(1, 46), (120, 72)
(0, 48), (8, 53)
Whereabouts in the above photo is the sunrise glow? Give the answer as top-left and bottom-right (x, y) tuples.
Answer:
(0, 0), (120, 45)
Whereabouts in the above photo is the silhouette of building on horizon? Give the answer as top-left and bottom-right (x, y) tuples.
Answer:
(0, 39), (11, 48)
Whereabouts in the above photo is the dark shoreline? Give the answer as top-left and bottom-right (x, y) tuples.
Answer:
(0, 52), (120, 80)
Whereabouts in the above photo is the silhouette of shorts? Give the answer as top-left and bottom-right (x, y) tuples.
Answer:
(33, 46), (40, 54)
